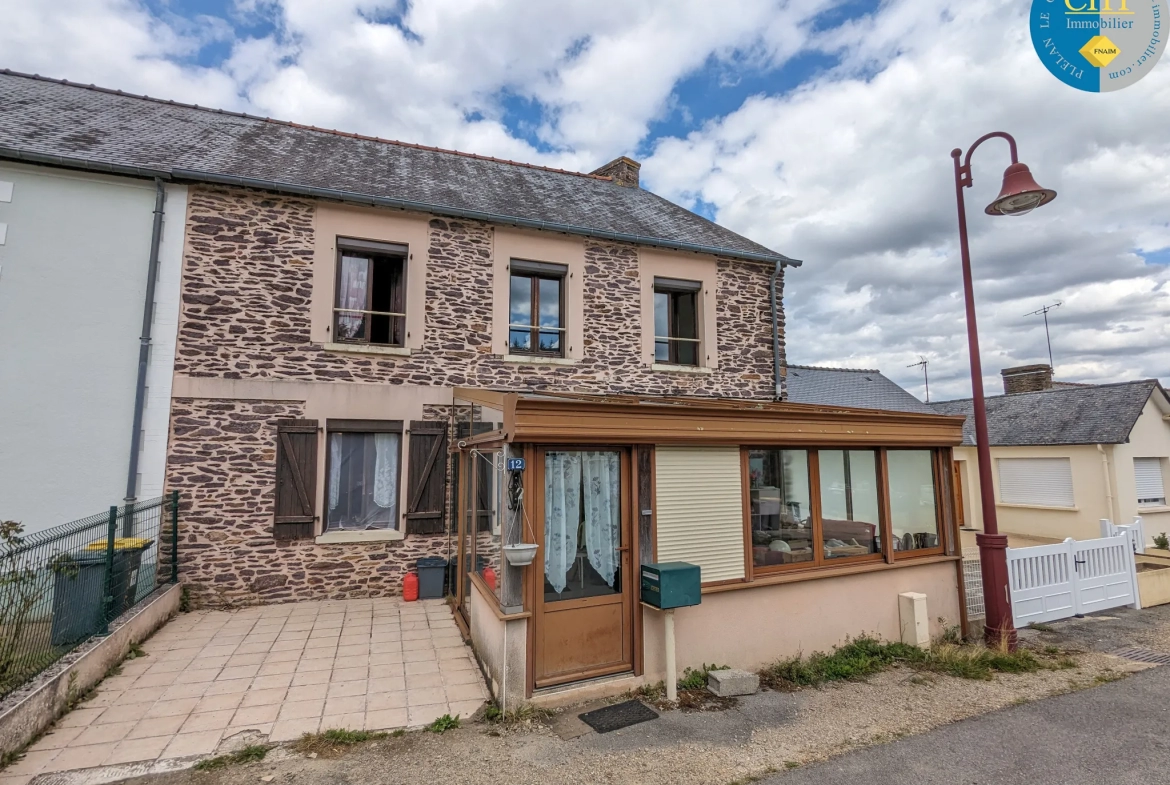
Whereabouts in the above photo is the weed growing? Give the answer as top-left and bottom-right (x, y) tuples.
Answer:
(293, 729), (387, 757)
(426, 714), (460, 733)
(759, 634), (1074, 690)
(194, 745), (269, 771)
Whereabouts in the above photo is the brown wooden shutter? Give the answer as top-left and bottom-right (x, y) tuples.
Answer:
(406, 420), (448, 535)
(274, 419), (319, 540)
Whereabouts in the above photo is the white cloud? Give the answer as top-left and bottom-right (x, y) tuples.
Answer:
(2, 0), (1167, 400)
(644, 0), (1170, 399)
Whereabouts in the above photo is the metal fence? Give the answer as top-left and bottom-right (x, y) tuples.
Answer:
(963, 558), (985, 619)
(0, 491), (179, 699)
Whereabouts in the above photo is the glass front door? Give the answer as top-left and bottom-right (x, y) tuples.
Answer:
(534, 449), (633, 687)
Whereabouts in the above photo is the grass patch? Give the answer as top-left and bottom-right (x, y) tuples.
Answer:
(125, 642), (148, 660)
(194, 745), (269, 771)
(426, 714), (460, 733)
(1029, 622), (1056, 633)
(759, 634), (1075, 690)
(484, 703), (549, 728)
(678, 663), (728, 691)
(293, 728), (387, 757)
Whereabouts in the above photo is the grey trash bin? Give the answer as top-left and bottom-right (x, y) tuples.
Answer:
(416, 557), (448, 600)
(50, 543), (151, 646)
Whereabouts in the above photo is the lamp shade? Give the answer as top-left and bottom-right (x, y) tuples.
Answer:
(985, 162), (1057, 216)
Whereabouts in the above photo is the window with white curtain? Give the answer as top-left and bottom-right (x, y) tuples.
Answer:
(1135, 458), (1167, 507)
(326, 422), (402, 530)
(997, 457), (1075, 507)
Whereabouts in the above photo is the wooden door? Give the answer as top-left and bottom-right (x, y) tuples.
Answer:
(534, 448), (634, 688)
(952, 461), (965, 530)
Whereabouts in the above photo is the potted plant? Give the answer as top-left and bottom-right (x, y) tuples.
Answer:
(503, 543), (538, 567)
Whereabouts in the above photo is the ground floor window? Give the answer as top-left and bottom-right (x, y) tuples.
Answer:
(326, 421), (402, 531)
(746, 446), (945, 576)
(887, 450), (940, 551)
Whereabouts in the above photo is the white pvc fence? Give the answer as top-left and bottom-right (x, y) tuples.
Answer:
(1008, 527), (1141, 627)
(1100, 516), (1145, 555)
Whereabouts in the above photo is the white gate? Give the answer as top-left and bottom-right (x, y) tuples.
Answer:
(1008, 534), (1140, 627)
(1008, 542), (1077, 625)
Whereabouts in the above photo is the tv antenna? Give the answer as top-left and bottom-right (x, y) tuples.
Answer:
(907, 356), (929, 402)
(1024, 301), (1062, 368)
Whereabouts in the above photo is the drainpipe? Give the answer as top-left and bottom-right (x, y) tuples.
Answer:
(124, 178), (166, 504)
(1097, 444), (1117, 523)
(771, 258), (803, 401)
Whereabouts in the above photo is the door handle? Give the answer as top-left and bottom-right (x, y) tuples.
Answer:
(616, 545), (630, 553)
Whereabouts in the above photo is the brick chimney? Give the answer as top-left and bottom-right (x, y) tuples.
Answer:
(591, 156), (640, 187)
(1001, 364), (1054, 394)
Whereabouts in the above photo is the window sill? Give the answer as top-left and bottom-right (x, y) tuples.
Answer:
(316, 529), (404, 544)
(502, 354), (577, 366)
(1138, 506), (1170, 514)
(322, 342), (411, 357)
(703, 553), (959, 595)
(996, 502), (1079, 512)
(651, 363), (712, 375)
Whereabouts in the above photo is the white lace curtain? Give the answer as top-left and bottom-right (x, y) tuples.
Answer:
(544, 452), (581, 594)
(544, 451), (620, 593)
(337, 254), (369, 339)
(328, 432), (399, 530)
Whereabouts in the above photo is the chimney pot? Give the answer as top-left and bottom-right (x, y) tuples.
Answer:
(591, 156), (641, 187)
(1001, 364), (1053, 395)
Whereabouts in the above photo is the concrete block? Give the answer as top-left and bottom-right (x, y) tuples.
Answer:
(899, 591), (930, 648)
(707, 668), (759, 697)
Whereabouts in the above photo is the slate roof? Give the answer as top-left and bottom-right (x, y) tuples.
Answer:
(927, 380), (1166, 446)
(0, 70), (792, 265)
(785, 366), (934, 414)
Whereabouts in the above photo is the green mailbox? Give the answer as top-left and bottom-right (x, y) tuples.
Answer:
(640, 562), (701, 609)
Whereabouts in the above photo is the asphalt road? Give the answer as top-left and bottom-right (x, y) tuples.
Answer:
(764, 663), (1170, 785)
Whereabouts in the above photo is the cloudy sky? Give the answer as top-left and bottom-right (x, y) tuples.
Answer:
(5, 0), (1168, 400)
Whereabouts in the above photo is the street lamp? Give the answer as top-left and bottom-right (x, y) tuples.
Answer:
(951, 132), (1056, 649)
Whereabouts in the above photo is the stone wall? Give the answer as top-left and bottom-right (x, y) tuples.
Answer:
(176, 186), (785, 397)
(167, 398), (450, 607)
(167, 185), (788, 606)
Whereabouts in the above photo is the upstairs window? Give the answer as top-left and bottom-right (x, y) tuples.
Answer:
(654, 277), (700, 366)
(509, 260), (566, 357)
(1135, 458), (1167, 507)
(334, 238), (406, 346)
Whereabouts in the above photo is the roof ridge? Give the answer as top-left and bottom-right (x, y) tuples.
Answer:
(929, 378), (1159, 406)
(0, 68), (613, 183)
(787, 364), (882, 374)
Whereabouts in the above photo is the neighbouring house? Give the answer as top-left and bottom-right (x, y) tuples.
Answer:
(0, 69), (968, 707)
(930, 364), (1170, 542)
(785, 365), (936, 414)
(0, 76), (185, 529)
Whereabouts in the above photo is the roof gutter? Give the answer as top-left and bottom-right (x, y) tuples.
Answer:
(0, 146), (172, 180)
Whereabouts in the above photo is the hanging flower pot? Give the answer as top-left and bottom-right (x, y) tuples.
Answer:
(503, 543), (538, 567)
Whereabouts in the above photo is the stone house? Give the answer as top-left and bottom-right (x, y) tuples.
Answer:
(932, 365), (1170, 543)
(3, 71), (969, 706)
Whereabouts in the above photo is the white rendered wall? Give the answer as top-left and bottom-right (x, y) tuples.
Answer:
(0, 163), (179, 530)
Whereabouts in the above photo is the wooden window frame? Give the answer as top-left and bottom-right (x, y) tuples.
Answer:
(743, 447), (947, 579)
(333, 240), (408, 348)
(323, 419), (404, 533)
(508, 262), (567, 358)
(653, 278), (701, 366)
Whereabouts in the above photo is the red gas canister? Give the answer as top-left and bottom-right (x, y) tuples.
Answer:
(403, 571), (419, 602)
(483, 566), (497, 591)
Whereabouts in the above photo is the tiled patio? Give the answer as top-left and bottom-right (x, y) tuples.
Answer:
(5, 598), (487, 780)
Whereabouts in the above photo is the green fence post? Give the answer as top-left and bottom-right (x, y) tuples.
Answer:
(100, 506), (117, 635)
(170, 490), (180, 584)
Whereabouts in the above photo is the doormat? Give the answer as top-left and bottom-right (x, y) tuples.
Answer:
(579, 700), (659, 734)
(1110, 647), (1170, 665)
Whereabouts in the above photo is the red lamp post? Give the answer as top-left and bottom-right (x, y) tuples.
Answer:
(951, 132), (1057, 649)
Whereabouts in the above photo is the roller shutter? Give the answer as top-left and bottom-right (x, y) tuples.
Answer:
(996, 457), (1074, 507)
(1135, 458), (1166, 506)
(654, 447), (745, 583)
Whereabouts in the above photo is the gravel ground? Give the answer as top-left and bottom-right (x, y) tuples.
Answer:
(110, 609), (1166, 785)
